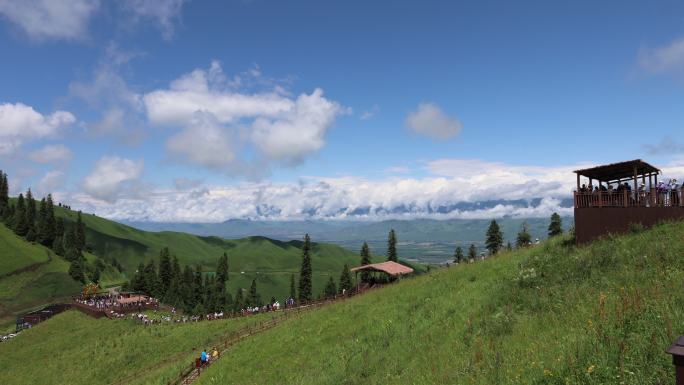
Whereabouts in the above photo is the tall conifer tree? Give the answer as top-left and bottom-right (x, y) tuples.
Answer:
(548, 212), (563, 237)
(339, 264), (352, 294)
(13, 193), (28, 236)
(468, 244), (477, 261)
(298, 233), (313, 302)
(485, 220), (503, 255)
(387, 229), (398, 262)
(453, 246), (464, 263)
(360, 241), (372, 283)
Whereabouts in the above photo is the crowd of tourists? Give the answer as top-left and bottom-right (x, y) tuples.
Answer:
(74, 293), (158, 311)
(577, 178), (680, 206)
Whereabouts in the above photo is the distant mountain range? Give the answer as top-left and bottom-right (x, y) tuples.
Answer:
(125, 216), (573, 263)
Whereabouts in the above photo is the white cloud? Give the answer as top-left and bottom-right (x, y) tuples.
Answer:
(122, 0), (187, 40)
(38, 170), (65, 193)
(638, 36), (684, 75)
(251, 89), (341, 163)
(69, 45), (145, 144)
(144, 61), (343, 171)
(29, 144), (73, 163)
(82, 156), (144, 202)
(166, 112), (238, 169)
(360, 104), (379, 120)
(0, 0), (99, 40)
(405, 102), (462, 140)
(61, 158), (606, 222)
(0, 102), (75, 154)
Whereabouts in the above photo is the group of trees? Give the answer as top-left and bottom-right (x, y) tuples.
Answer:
(454, 213), (564, 264)
(129, 250), (235, 314)
(297, 233), (354, 301)
(0, 170), (98, 284)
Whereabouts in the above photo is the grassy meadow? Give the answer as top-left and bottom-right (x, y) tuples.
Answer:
(189, 221), (684, 385)
(0, 310), (275, 385)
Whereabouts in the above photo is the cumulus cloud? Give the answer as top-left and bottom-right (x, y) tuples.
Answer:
(405, 102), (462, 140)
(638, 36), (684, 76)
(122, 0), (187, 40)
(82, 156), (144, 202)
(37, 170), (65, 194)
(0, 0), (99, 40)
(144, 61), (344, 171)
(28, 144), (73, 163)
(166, 112), (238, 169)
(61, 158), (612, 222)
(0, 102), (75, 155)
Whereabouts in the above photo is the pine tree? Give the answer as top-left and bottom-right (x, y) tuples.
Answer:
(248, 279), (261, 307)
(298, 233), (313, 302)
(182, 265), (195, 311)
(25, 189), (36, 234)
(339, 264), (352, 294)
(143, 259), (160, 297)
(548, 212), (563, 237)
(74, 211), (86, 252)
(68, 258), (85, 283)
(234, 287), (244, 311)
(0, 171), (8, 216)
(453, 246), (464, 264)
(52, 218), (65, 255)
(37, 198), (48, 245)
(91, 265), (101, 284)
(193, 265), (204, 307)
(485, 220), (503, 255)
(158, 248), (172, 296)
(506, 241), (513, 252)
(216, 252), (229, 284)
(289, 274), (296, 300)
(468, 244), (477, 262)
(44, 194), (56, 246)
(324, 276), (337, 299)
(13, 193), (28, 236)
(387, 229), (397, 262)
(516, 222), (532, 248)
(360, 241), (372, 283)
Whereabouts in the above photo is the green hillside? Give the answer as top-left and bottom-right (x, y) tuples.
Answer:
(186, 221), (684, 385)
(0, 222), (125, 327)
(3, 221), (683, 384)
(0, 310), (272, 385)
(56, 207), (372, 301)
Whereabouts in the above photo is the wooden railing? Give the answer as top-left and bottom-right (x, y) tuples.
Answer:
(574, 189), (683, 209)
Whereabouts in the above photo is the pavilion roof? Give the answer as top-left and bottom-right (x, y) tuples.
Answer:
(574, 159), (660, 182)
(350, 261), (414, 276)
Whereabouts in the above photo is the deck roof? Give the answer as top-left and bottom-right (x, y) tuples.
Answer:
(574, 159), (660, 182)
(350, 261), (414, 276)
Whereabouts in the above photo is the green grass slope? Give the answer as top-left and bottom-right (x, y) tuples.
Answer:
(191, 221), (684, 385)
(56, 208), (377, 300)
(0, 310), (272, 385)
(0, 223), (50, 276)
(0, 222), (126, 327)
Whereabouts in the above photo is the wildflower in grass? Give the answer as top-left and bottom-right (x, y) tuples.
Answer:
(544, 368), (552, 377)
(587, 365), (595, 374)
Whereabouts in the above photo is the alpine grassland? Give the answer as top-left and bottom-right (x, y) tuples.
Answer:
(190, 221), (684, 385)
(0, 310), (275, 385)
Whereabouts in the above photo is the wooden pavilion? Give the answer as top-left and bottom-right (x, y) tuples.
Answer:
(573, 159), (683, 242)
(350, 261), (414, 290)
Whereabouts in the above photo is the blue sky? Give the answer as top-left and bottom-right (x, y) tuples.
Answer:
(1, 0), (684, 221)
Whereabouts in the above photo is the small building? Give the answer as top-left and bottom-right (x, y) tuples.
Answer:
(350, 261), (414, 289)
(573, 159), (683, 243)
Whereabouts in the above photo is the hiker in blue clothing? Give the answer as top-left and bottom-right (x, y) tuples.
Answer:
(201, 349), (208, 366)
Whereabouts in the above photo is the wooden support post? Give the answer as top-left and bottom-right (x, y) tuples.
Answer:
(667, 336), (684, 385)
(576, 173), (580, 192)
